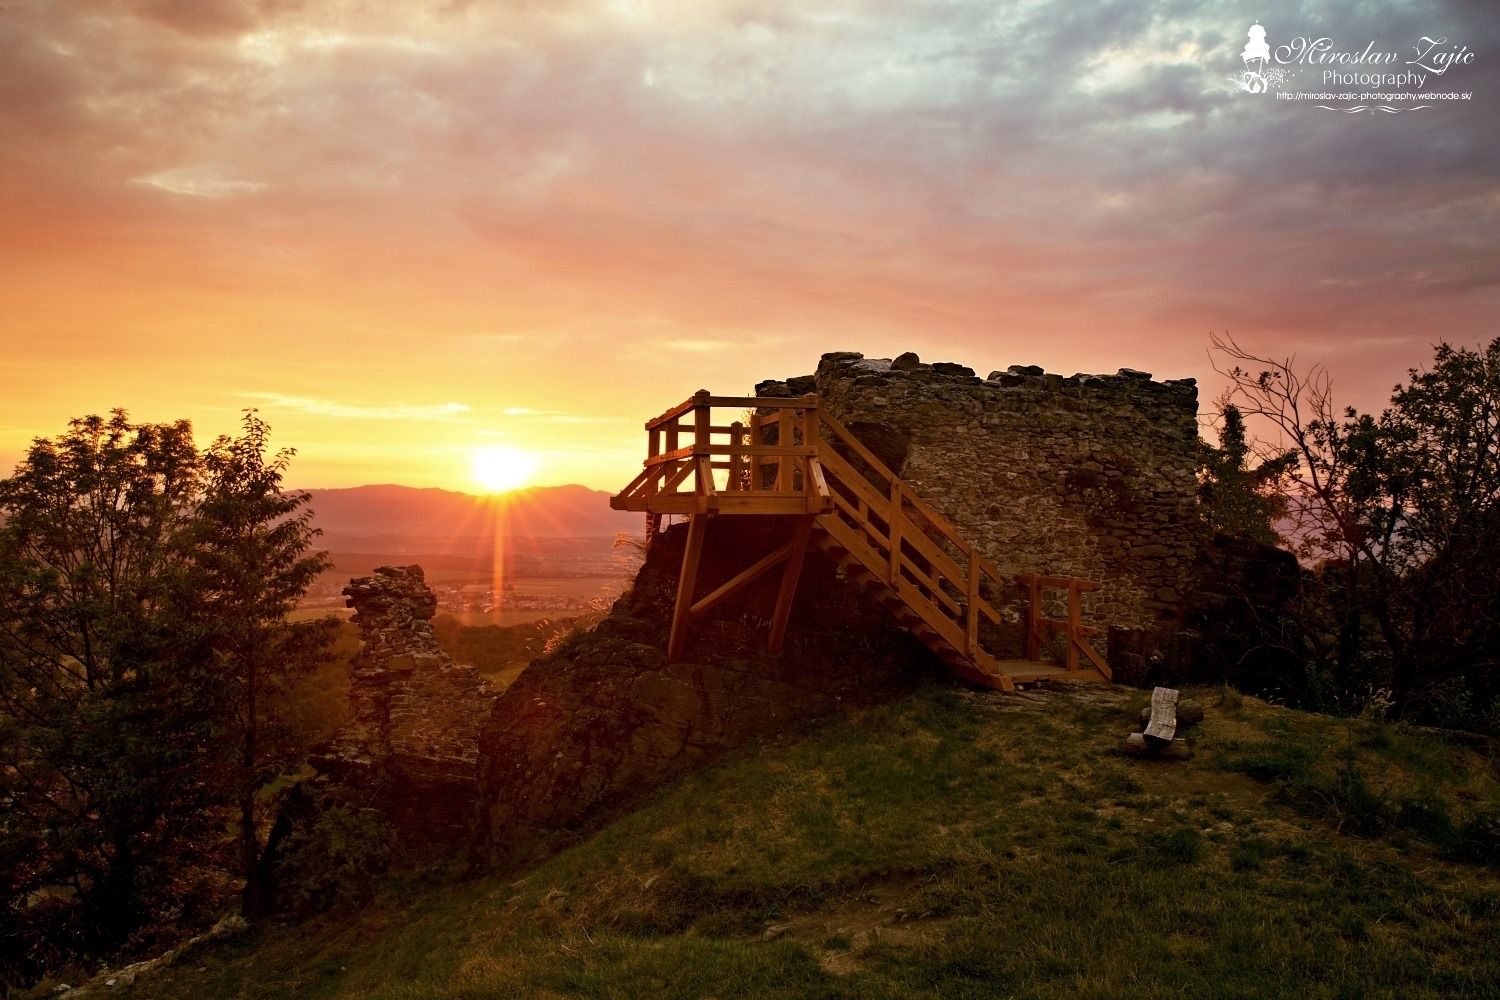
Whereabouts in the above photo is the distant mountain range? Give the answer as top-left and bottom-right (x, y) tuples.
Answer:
(300, 484), (641, 547)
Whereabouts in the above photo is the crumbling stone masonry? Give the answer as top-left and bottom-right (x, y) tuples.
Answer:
(319, 565), (498, 851)
(471, 516), (942, 869)
(757, 352), (1204, 658)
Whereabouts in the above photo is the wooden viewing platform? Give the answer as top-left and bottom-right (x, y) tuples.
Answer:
(610, 391), (1112, 692)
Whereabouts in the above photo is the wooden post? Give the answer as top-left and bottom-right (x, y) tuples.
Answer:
(776, 407), (793, 491)
(693, 391), (712, 500)
(1066, 580), (1081, 671)
(768, 515), (815, 656)
(646, 424), (661, 498)
(667, 513), (708, 663)
(664, 416), (679, 491)
(887, 480), (902, 586)
(1026, 575), (1041, 661)
(965, 546), (980, 656)
(729, 420), (744, 493)
(749, 414), (763, 491)
(800, 395), (818, 497)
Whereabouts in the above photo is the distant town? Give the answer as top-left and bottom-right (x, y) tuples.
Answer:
(297, 575), (627, 614)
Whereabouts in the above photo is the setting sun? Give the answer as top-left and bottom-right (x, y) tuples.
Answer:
(470, 446), (539, 494)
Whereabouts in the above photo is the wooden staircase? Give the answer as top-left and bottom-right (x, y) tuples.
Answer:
(610, 390), (1112, 691)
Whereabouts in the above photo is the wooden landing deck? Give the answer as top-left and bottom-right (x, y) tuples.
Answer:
(991, 661), (1109, 685)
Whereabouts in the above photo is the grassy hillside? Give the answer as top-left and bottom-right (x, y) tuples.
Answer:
(63, 683), (1498, 999)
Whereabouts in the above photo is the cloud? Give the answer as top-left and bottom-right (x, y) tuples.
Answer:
(244, 394), (471, 420)
(2, 0), (1496, 436)
(135, 166), (268, 197)
(494, 409), (620, 424)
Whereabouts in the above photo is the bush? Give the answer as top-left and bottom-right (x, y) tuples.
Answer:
(273, 806), (392, 914)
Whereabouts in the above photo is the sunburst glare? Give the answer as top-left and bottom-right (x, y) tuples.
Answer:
(470, 446), (538, 494)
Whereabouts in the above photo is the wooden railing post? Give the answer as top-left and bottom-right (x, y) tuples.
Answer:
(1026, 575), (1041, 660)
(728, 420), (744, 493)
(887, 480), (902, 586)
(692, 390), (711, 496)
(800, 395), (818, 498)
(965, 546), (979, 656)
(1066, 580), (1082, 671)
(786, 401), (798, 488)
(748, 413), (763, 490)
(646, 424), (661, 499)
(664, 416), (679, 468)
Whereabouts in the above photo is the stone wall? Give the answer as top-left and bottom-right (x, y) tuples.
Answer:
(470, 516), (941, 869)
(757, 351), (1204, 658)
(318, 565), (498, 851)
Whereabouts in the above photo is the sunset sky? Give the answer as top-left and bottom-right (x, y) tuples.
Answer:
(2, 0), (1494, 493)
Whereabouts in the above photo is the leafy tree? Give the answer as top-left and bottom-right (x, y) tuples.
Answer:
(1197, 403), (1296, 545)
(0, 412), (213, 952)
(1211, 334), (1500, 719)
(179, 412), (335, 918)
(1378, 341), (1500, 709)
(0, 409), (334, 982)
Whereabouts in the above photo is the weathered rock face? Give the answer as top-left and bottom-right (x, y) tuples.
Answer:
(758, 352), (1204, 659)
(471, 517), (941, 869)
(318, 565), (498, 852)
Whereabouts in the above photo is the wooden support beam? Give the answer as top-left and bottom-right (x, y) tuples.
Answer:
(1077, 636), (1113, 679)
(688, 540), (794, 620)
(667, 513), (708, 663)
(768, 515), (815, 656)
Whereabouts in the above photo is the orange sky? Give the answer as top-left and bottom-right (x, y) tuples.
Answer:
(3, 1), (1495, 492)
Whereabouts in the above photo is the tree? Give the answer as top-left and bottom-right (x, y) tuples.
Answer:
(1197, 403), (1297, 546)
(179, 411), (335, 918)
(0, 412), (214, 952)
(1211, 334), (1500, 719)
(1379, 341), (1500, 708)
(0, 409), (334, 982)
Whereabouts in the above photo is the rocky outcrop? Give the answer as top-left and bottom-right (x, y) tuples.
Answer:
(758, 352), (1204, 658)
(317, 565), (498, 852)
(470, 517), (942, 869)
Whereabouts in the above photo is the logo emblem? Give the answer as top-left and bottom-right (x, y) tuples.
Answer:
(1241, 22), (1271, 91)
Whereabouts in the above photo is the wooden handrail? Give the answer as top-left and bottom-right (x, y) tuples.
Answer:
(810, 418), (1004, 659)
(646, 392), (813, 432)
(1015, 575), (1112, 679)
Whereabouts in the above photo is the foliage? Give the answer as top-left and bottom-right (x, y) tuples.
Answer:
(1211, 334), (1500, 720)
(429, 613), (598, 679)
(0, 412), (217, 960)
(1196, 403), (1296, 545)
(0, 409), (332, 983)
(269, 622), (359, 750)
(178, 411), (337, 917)
(272, 806), (391, 915)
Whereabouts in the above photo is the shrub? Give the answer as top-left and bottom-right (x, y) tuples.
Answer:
(273, 806), (392, 914)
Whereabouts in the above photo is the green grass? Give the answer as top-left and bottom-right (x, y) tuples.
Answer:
(66, 684), (1500, 1000)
